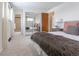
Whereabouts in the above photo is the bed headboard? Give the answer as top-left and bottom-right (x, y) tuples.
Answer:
(64, 21), (79, 35)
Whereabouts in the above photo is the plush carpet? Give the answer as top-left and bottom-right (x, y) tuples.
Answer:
(0, 32), (47, 56)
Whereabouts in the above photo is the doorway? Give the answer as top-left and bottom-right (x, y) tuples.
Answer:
(25, 17), (34, 35)
(14, 15), (21, 32)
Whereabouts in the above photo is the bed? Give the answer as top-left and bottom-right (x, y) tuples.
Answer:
(31, 21), (79, 56)
(31, 32), (79, 56)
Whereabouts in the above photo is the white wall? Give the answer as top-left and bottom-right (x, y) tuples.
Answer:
(48, 2), (79, 28)
(7, 8), (15, 38)
(11, 9), (15, 36)
(0, 2), (3, 52)
(35, 14), (41, 24)
(7, 3), (12, 39)
(21, 11), (26, 35)
(3, 3), (15, 44)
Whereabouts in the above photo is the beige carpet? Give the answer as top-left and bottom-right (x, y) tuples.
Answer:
(0, 32), (47, 56)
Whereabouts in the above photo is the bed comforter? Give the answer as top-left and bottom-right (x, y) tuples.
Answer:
(31, 32), (79, 56)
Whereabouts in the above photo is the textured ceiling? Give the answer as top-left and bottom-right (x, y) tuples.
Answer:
(12, 2), (63, 13)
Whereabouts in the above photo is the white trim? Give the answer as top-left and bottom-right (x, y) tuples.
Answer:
(40, 14), (42, 32)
